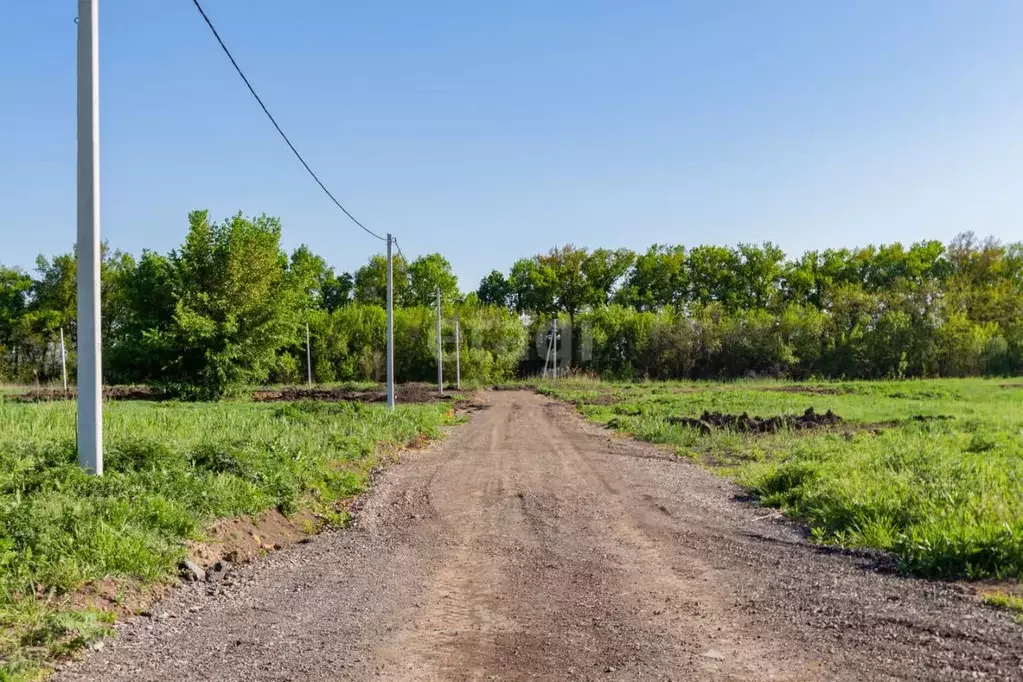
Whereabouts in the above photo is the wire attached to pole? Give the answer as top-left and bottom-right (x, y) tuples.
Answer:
(392, 238), (409, 263)
(190, 0), (385, 242)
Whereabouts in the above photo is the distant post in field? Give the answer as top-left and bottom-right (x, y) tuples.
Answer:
(306, 323), (312, 387)
(455, 310), (461, 390)
(60, 327), (68, 393)
(553, 319), (558, 380)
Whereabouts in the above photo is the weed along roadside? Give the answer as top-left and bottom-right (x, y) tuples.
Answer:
(0, 395), (459, 680)
(541, 378), (1023, 588)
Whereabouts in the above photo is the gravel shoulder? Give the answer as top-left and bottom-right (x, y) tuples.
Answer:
(56, 391), (1023, 681)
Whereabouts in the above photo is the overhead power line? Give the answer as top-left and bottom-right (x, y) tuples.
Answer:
(393, 238), (409, 263)
(190, 0), (385, 242)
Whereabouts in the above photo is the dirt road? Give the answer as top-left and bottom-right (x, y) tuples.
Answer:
(58, 391), (1022, 681)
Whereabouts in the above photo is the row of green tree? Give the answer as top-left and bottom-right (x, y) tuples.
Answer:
(480, 238), (1020, 322)
(4, 213), (1022, 391)
(482, 235), (1023, 379)
(0, 211), (523, 397)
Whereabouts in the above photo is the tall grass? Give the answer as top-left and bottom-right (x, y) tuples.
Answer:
(543, 378), (1023, 580)
(0, 398), (451, 679)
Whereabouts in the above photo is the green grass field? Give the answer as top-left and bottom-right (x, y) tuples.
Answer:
(540, 378), (1023, 582)
(0, 396), (453, 679)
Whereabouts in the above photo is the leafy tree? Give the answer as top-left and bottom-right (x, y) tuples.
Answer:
(288, 245), (330, 311)
(687, 245), (741, 309)
(616, 244), (687, 311)
(104, 250), (176, 384)
(321, 271), (354, 312)
(539, 245), (591, 324)
(582, 248), (636, 306)
(301, 304), (386, 382)
(735, 242), (785, 310)
(0, 267), (31, 350)
(405, 253), (459, 306)
(158, 211), (304, 398)
(935, 312), (997, 377)
(478, 270), (512, 309)
(783, 251), (827, 308)
(31, 252), (77, 333)
(0, 267), (33, 380)
(509, 257), (556, 315)
(353, 254), (409, 306)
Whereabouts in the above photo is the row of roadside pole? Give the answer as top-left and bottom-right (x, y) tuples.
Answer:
(386, 233), (464, 406)
(297, 280), (466, 399)
(435, 286), (463, 396)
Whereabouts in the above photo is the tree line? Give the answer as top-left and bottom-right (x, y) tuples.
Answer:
(480, 236), (1023, 379)
(0, 211), (523, 397)
(3, 212), (1022, 394)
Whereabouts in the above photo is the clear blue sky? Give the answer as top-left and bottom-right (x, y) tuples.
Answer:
(2, 1), (1022, 289)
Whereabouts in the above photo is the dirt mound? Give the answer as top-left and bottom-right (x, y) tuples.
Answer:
(11, 386), (158, 403)
(252, 382), (451, 404)
(253, 387), (383, 403)
(187, 508), (321, 570)
(397, 382), (452, 403)
(669, 407), (842, 435)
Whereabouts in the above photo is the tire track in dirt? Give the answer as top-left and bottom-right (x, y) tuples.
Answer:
(57, 391), (1023, 681)
(537, 401), (830, 680)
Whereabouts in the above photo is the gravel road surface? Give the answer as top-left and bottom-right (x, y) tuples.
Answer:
(57, 391), (1023, 681)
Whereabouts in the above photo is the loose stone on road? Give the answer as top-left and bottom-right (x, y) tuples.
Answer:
(57, 391), (1022, 681)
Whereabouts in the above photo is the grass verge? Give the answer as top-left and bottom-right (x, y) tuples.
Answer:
(0, 397), (453, 680)
(540, 378), (1023, 582)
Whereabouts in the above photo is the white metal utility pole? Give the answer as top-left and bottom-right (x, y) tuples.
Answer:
(551, 319), (558, 381)
(77, 0), (102, 475)
(542, 327), (551, 379)
(59, 327), (68, 392)
(305, 323), (312, 386)
(436, 288), (443, 395)
(385, 234), (395, 411)
(454, 309), (461, 390)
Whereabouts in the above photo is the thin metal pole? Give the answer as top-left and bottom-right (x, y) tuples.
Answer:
(60, 327), (68, 392)
(386, 234), (395, 411)
(77, 0), (102, 475)
(454, 311), (461, 390)
(542, 322), (552, 379)
(305, 323), (312, 386)
(552, 319), (558, 381)
(436, 288), (443, 395)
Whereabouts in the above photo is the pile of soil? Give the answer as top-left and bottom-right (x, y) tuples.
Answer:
(253, 387), (384, 403)
(669, 407), (842, 435)
(11, 386), (158, 403)
(252, 382), (451, 404)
